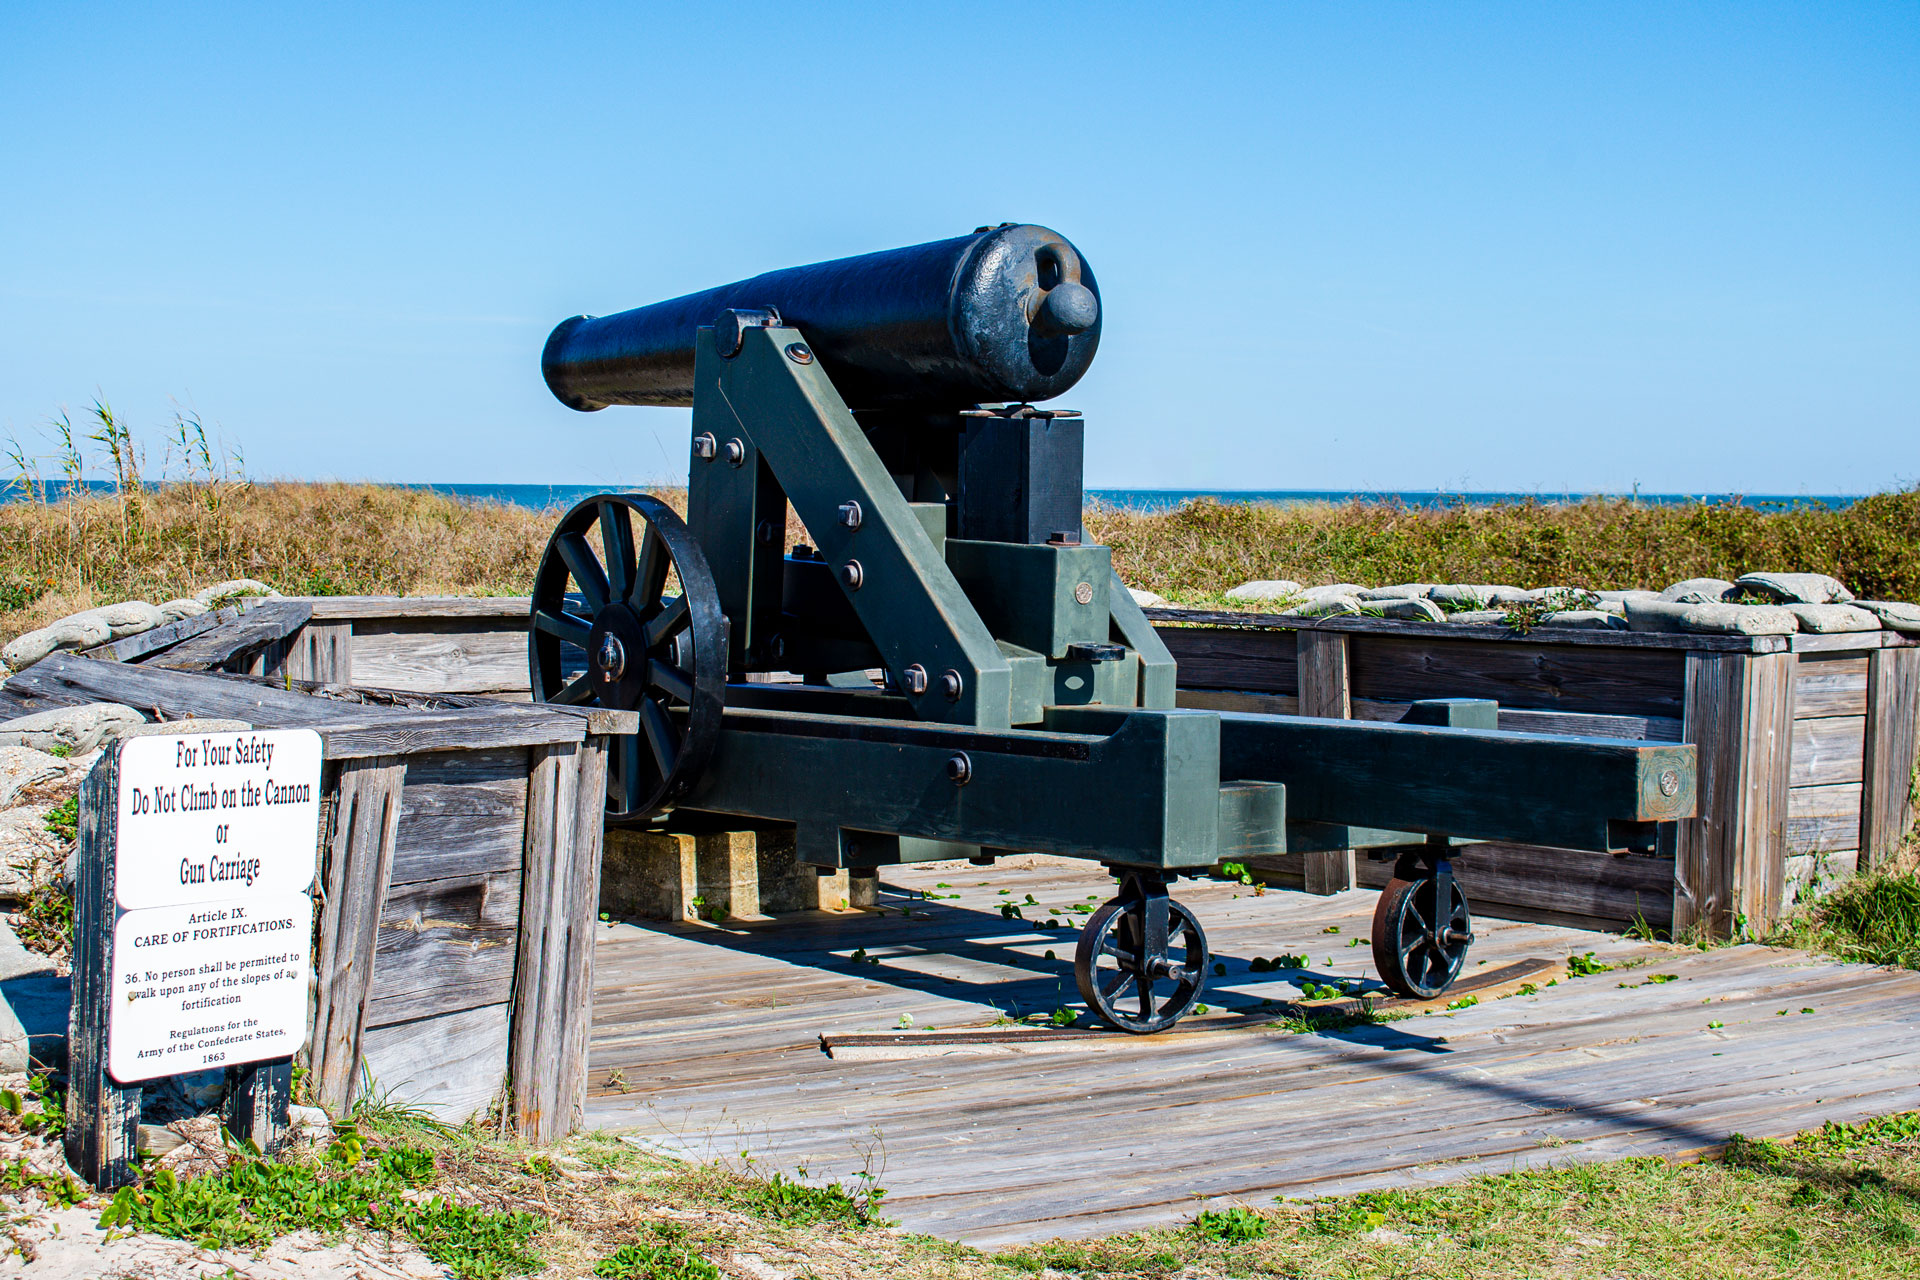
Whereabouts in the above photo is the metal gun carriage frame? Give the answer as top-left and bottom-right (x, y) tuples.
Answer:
(528, 228), (1697, 1033)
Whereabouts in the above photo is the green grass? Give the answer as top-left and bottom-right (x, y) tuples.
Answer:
(592, 1237), (721, 1279)
(1771, 870), (1920, 971)
(46, 1088), (1920, 1279)
(998, 1114), (1920, 1279)
(1087, 485), (1920, 604)
(98, 1130), (544, 1279)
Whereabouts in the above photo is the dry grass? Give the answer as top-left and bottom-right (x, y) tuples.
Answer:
(0, 482), (559, 644)
(5, 476), (1918, 647)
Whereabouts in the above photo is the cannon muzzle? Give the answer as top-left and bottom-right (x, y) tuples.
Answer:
(542, 224), (1101, 413)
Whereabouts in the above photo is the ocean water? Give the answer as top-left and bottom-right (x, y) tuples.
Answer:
(3, 479), (1862, 512)
(361, 484), (1868, 513)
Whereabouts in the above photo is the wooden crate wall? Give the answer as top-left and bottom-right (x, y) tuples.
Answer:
(358, 748), (530, 1123)
(1785, 654), (1867, 901)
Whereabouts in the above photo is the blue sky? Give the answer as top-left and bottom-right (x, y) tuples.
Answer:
(3, 3), (1914, 493)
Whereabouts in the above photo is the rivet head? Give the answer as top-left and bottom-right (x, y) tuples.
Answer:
(596, 633), (626, 680)
(1073, 581), (1094, 605)
(785, 343), (814, 364)
(1659, 769), (1681, 798)
(723, 438), (747, 467)
(940, 669), (964, 701)
(946, 752), (973, 786)
(840, 560), (864, 590)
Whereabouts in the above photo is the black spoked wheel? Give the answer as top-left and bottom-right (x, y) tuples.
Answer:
(1074, 892), (1209, 1034)
(1371, 875), (1474, 1000)
(529, 493), (725, 820)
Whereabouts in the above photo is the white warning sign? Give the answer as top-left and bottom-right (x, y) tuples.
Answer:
(106, 731), (322, 1084)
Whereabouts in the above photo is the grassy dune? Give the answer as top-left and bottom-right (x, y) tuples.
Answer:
(3, 480), (1918, 645)
(1088, 486), (1920, 608)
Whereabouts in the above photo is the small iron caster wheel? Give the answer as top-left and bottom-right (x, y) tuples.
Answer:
(1371, 873), (1475, 1000)
(1074, 877), (1209, 1034)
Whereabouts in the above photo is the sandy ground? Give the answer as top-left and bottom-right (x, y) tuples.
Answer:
(0, 1114), (449, 1280)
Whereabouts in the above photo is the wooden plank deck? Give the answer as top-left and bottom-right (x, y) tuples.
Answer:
(585, 856), (1920, 1246)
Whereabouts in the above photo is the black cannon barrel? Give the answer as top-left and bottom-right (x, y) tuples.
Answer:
(542, 224), (1101, 413)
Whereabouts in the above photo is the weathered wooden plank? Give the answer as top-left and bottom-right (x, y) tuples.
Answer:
(63, 746), (142, 1190)
(1349, 635), (1688, 719)
(222, 1059), (293, 1154)
(350, 621), (528, 694)
(1676, 652), (1741, 937)
(1321, 843), (1674, 930)
(79, 606), (243, 664)
(1156, 627), (1298, 694)
(282, 621), (353, 685)
(361, 1003), (509, 1124)
(512, 743), (576, 1141)
(1149, 608), (1783, 652)
(1793, 655), (1867, 719)
(578, 855), (1920, 1246)
(1675, 651), (1793, 940)
(1790, 716), (1866, 787)
(1790, 632), (1891, 654)
(1739, 654), (1795, 934)
(1491, 706), (1684, 742)
(7, 655), (584, 758)
(511, 738), (610, 1142)
(558, 737), (610, 1130)
(1861, 646), (1920, 868)
(1787, 783), (1862, 853)
(389, 749), (529, 885)
(319, 712), (583, 760)
(1295, 631), (1353, 895)
(297, 596), (531, 620)
(308, 756), (407, 1116)
(366, 870), (521, 1027)
(9, 653), (365, 725)
(152, 601), (314, 673)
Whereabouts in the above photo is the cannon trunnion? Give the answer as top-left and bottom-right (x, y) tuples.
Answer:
(529, 226), (1698, 1032)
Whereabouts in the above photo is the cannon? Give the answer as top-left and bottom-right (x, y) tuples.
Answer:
(530, 224), (1697, 1033)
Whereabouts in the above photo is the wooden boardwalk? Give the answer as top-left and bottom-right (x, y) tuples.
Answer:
(586, 857), (1920, 1246)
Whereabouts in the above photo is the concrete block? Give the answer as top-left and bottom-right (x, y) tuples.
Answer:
(0, 702), (147, 754)
(601, 826), (862, 921)
(1626, 598), (1798, 635)
(1735, 571), (1854, 604)
(1540, 610), (1628, 630)
(601, 828), (697, 922)
(1787, 603), (1881, 633)
(1660, 577), (1736, 603)
(1855, 600), (1920, 633)
(1368, 596), (1445, 621)
(1225, 580), (1303, 603)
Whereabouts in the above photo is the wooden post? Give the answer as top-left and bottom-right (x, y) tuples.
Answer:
(65, 745), (142, 1190)
(511, 737), (610, 1143)
(307, 756), (407, 1115)
(1675, 651), (1794, 939)
(224, 1060), (293, 1152)
(1861, 645), (1920, 868)
(1297, 630), (1355, 894)
(275, 621), (353, 684)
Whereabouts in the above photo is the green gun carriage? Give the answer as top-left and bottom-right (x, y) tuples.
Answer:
(529, 225), (1696, 1033)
